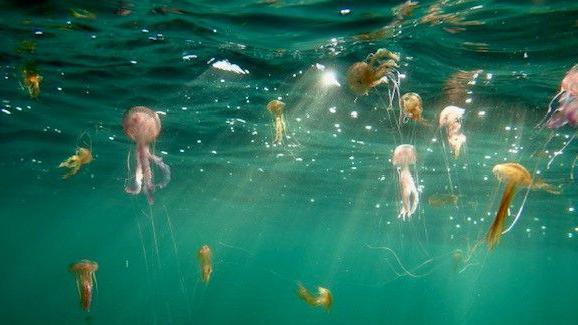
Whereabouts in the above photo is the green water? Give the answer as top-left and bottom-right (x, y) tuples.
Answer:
(1, 0), (578, 324)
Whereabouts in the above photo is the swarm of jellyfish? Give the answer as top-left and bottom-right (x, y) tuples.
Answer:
(266, 99), (287, 145)
(58, 147), (93, 179)
(297, 283), (333, 311)
(439, 105), (466, 158)
(346, 48), (400, 98)
(123, 106), (171, 204)
(198, 245), (213, 284)
(70, 260), (98, 311)
(392, 144), (419, 220)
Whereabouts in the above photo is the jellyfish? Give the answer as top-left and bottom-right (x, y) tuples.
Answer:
(401, 92), (427, 124)
(122, 106), (170, 204)
(346, 48), (400, 97)
(198, 245), (212, 284)
(392, 144), (419, 220)
(545, 65), (578, 129)
(58, 147), (93, 179)
(266, 100), (286, 145)
(22, 68), (42, 98)
(297, 283), (332, 311)
(69, 260), (98, 311)
(439, 105), (466, 158)
(487, 163), (558, 249)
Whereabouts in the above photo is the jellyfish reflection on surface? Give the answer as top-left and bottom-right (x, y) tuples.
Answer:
(439, 105), (466, 158)
(59, 147), (93, 179)
(297, 283), (332, 311)
(392, 144), (419, 220)
(198, 245), (212, 284)
(123, 106), (170, 204)
(70, 260), (98, 311)
(487, 163), (558, 250)
(546, 65), (578, 129)
(346, 48), (400, 96)
(266, 100), (286, 145)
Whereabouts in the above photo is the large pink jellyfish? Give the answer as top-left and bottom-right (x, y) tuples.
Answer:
(392, 144), (419, 220)
(439, 105), (466, 157)
(546, 65), (578, 129)
(123, 106), (170, 204)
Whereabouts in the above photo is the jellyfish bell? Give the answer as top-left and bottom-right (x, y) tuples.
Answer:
(401, 92), (423, 121)
(122, 106), (170, 204)
(439, 105), (466, 158)
(297, 283), (333, 311)
(69, 260), (98, 311)
(392, 144), (419, 220)
(59, 147), (93, 179)
(267, 99), (285, 116)
(346, 62), (374, 95)
(560, 65), (578, 97)
(439, 105), (465, 127)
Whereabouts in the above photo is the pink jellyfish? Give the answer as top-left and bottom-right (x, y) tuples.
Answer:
(546, 65), (578, 129)
(392, 144), (419, 220)
(439, 105), (466, 157)
(123, 106), (170, 204)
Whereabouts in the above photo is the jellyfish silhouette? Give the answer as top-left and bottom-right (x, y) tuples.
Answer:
(70, 260), (98, 311)
(487, 163), (558, 249)
(392, 144), (419, 220)
(297, 283), (333, 311)
(198, 245), (213, 284)
(266, 100), (287, 145)
(123, 106), (170, 204)
(545, 65), (578, 129)
(439, 105), (466, 158)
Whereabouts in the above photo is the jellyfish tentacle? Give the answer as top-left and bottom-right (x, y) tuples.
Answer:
(399, 166), (418, 220)
(139, 145), (155, 204)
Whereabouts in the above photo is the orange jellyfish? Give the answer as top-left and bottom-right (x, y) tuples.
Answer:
(439, 105), (466, 158)
(58, 147), (93, 178)
(22, 68), (42, 98)
(346, 48), (400, 96)
(297, 283), (332, 311)
(266, 100), (286, 145)
(70, 260), (98, 311)
(487, 163), (558, 249)
(401, 92), (428, 125)
(123, 106), (170, 204)
(198, 245), (212, 284)
(392, 144), (419, 220)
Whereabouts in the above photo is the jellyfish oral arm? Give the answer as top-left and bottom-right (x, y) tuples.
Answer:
(398, 167), (418, 220)
(139, 144), (155, 204)
(148, 152), (171, 189)
(487, 182), (517, 249)
(125, 148), (143, 195)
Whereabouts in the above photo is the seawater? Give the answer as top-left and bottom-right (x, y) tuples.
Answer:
(1, 1), (578, 324)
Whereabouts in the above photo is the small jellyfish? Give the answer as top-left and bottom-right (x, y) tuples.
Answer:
(58, 147), (93, 179)
(545, 65), (578, 129)
(439, 105), (466, 158)
(487, 163), (558, 249)
(198, 245), (212, 284)
(123, 106), (171, 204)
(22, 68), (42, 98)
(297, 283), (332, 311)
(401, 92), (427, 124)
(392, 144), (419, 220)
(70, 260), (98, 311)
(266, 100), (287, 145)
(346, 48), (400, 96)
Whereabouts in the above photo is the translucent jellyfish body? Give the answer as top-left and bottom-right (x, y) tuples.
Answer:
(401, 92), (426, 124)
(266, 100), (287, 145)
(297, 283), (333, 311)
(439, 105), (466, 157)
(70, 260), (98, 311)
(392, 144), (419, 220)
(59, 147), (93, 178)
(346, 48), (400, 96)
(23, 68), (42, 98)
(123, 106), (171, 204)
(198, 245), (212, 284)
(487, 163), (557, 249)
(546, 65), (578, 129)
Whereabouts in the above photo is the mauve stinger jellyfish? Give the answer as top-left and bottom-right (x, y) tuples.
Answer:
(392, 144), (419, 220)
(439, 105), (466, 158)
(123, 106), (171, 204)
(70, 260), (98, 311)
(545, 65), (578, 129)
